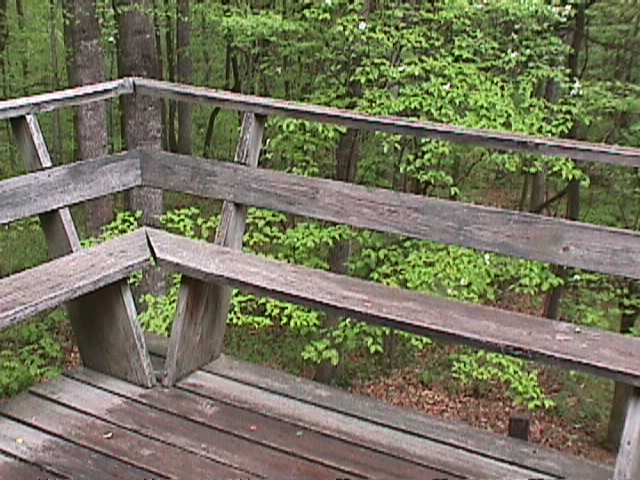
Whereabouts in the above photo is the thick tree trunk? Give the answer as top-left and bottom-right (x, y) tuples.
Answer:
(313, 128), (360, 384)
(115, 0), (163, 226)
(176, 0), (192, 155)
(116, 0), (165, 299)
(63, 0), (113, 236)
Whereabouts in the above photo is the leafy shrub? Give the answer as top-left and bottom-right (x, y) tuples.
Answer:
(0, 312), (65, 398)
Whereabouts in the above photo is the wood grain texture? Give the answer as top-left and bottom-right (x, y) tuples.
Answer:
(69, 367), (454, 480)
(613, 387), (640, 480)
(144, 150), (640, 280)
(147, 228), (640, 386)
(164, 113), (266, 385)
(10, 113), (154, 387)
(179, 370), (549, 479)
(134, 78), (640, 168)
(0, 229), (149, 330)
(33, 375), (359, 480)
(0, 151), (142, 225)
(0, 451), (63, 480)
(0, 393), (249, 479)
(203, 354), (612, 480)
(0, 78), (132, 120)
(0, 415), (158, 479)
(11, 115), (82, 257)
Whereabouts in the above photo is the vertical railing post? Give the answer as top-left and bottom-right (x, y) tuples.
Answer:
(613, 386), (640, 479)
(11, 114), (155, 387)
(163, 113), (266, 385)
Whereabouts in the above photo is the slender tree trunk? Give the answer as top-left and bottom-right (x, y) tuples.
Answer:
(49, 0), (63, 163)
(176, 0), (192, 154)
(15, 0), (27, 93)
(163, 0), (177, 151)
(151, 0), (168, 150)
(543, 1), (586, 319)
(313, 128), (361, 384)
(63, 0), (114, 236)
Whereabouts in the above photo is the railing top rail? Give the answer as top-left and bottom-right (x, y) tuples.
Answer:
(1, 77), (639, 168)
(0, 79), (132, 121)
(133, 77), (640, 169)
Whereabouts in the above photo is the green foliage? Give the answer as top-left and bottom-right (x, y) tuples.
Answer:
(0, 312), (65, 398)
(82, 210), (142, 248)
(450, 349), (555, 411)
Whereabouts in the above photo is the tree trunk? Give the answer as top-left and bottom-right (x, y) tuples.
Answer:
(313, 128), (361, 384)
(176, 0), (192, 155)
(163, 0), (177, 152)
(543, 1), (586, 320)
(63, 0), (113, 236)
(116, 0), (165, 299)
(115, 0), (163, 225)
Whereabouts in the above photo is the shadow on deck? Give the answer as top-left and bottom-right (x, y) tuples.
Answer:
(0, 351), (612, 480)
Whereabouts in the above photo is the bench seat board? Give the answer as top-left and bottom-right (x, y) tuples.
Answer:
(0, 228), (150, 330)
(146, 228), (640, 387)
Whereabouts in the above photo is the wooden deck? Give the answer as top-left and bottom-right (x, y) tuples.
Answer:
(0, 353), (612, 480)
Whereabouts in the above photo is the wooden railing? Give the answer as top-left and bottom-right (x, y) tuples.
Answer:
(1, 78), (639, 479)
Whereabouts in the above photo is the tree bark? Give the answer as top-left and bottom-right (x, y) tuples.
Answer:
(176, 0), (192, 155)
(313, 128), (361, 384)
(115, 0), (163, 227)
(63, 0), (113, 236)
(115, 0), (165, 299)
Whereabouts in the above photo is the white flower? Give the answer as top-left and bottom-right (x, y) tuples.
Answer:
(358, 21), (367, 31)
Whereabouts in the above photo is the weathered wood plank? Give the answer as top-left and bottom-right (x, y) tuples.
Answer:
(69, 367), (455, 480)
(134, 78), (640, 168)
(10, 113), (154, 387)
(0, 79), (132, 120)
(179, 370), (549, 479)
(613, 387), (640, 480)
(33, 375), (361, 480)
(0, 451), (64, 480)
(143, 151), (640, 280)
(0, 151), (142, 225)
(0, 414), (158, 479)
(164, 113), (266, 385)
(0, 229), (149, 330)
(1, 393), (250, 479)
(203, 354), (612, 480)
(11, 115), (81, 257)
(147, 228), (640, 386)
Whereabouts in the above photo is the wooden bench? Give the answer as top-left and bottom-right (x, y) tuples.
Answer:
(0, 78), (639, 479)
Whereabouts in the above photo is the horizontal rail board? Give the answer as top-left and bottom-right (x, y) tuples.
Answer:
(0, 152), (142, 225)
(0, 229), (150, 331)
(147, 228), (640, 386)
(134, 78), (640, 168)
(143, 151), (640, 279)
(0, 79), (132, 120)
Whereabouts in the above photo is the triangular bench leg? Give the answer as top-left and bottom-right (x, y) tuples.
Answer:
(11, 115), (155, 387)
(163, 113), (265, 385)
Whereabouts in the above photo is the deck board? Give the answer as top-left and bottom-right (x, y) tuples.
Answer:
(0, 355), (614, 480)
(68, 368), (449, 480)
(0, 416), (160, 479)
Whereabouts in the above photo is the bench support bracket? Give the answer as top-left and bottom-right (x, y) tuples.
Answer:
(163, 113), (266, 385)
(11, 115), (155, 387)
